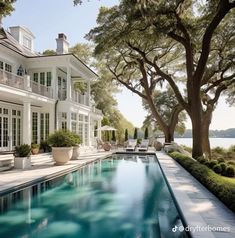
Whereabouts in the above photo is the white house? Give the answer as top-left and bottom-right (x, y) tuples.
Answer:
(0, 26), (102, 152)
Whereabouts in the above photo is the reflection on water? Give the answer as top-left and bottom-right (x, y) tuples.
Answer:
(0, 155), (188, 238)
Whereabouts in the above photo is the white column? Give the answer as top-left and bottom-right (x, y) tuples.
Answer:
(23, 101), (31, 145)
(97, 120), (102, 139)
(24, 75), (31, 91)
(67, 110), (71, 131)
(52, 66), (58, 99)
(87, 81), (91, 107)
(49, 105), (55, 134)
(66, 66), (72, 101)
(88, 114), (91, 146)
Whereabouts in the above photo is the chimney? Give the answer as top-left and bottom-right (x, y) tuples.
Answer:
(56, 33), (69, 54)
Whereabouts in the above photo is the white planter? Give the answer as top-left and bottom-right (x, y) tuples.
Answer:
(14, 157), (31, 169)
(71, 146), (80, 160)
(52, 147), (73, 165)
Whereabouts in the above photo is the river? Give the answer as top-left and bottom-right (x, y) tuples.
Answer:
(158, 138), (235, 149)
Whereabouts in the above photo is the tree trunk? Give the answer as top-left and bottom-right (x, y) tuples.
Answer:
(190, 89), (203, 158)
(202, 109), (213, 159)
(165, 128), (174, 143)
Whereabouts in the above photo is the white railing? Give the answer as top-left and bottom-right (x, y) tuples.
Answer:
(0, 69), (25, 90)
(72, 90), (89, 106)
(92, 107), (103, 115)
(0, 69), (53, 99)
(30, 81), (53, 98)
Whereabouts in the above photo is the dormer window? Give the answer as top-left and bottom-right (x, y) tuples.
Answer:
(23, 35), (32, 49)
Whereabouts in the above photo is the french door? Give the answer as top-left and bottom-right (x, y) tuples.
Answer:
(0, 115), (9, 151)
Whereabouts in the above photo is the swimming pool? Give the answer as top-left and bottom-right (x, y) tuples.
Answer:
(0, 154), (188, 238)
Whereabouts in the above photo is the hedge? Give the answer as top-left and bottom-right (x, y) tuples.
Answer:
(169, 152), (235, 213)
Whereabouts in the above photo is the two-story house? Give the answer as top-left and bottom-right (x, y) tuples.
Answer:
(0, 26), (102, 152)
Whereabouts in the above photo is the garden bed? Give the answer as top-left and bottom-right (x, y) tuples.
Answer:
(169, 152), (235, 213)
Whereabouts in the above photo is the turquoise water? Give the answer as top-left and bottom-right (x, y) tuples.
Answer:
(0, 155), (187, 238)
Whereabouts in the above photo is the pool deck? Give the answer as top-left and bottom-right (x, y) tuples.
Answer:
(0, 149), (235, 238)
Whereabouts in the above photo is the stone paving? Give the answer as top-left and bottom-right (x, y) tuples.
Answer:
(157, 151), (235, 238)
(0, 149), (235, 238)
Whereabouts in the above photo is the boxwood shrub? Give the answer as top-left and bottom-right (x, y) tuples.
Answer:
(213, 164), (222, 174)
(169, 152), (235, 213)
(226, 166), (235, 177)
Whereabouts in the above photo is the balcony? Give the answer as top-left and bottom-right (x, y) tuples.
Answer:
(0, 69), (53, 98)
(72, 90), (89, 106)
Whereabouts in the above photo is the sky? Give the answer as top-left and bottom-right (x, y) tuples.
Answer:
(3, 0), (235, 130)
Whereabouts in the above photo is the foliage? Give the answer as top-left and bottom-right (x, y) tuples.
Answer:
(170, 152), (235, 213)
(213, 164), (222, 174)
(226, 166), (235, 177)
(31, 143), (39, 149)
(133, 128), (138, 139)
(125, 129), (128, 141)
(15, 144), (31, 157)
(111, 130), (116, 141)
(0, 0), (16, 18)
(40, 140), (51, 152)
(87, 0), (235, 157)
(48, 130), (79, 147)
(208, 160), (218, 169)
(144, 127), (149, 139)
(42, 49), (57, 56)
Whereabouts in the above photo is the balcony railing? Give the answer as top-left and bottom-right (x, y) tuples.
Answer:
(0, 69), (53, 99)
(72, 90), (89, 106)
(0, 69), (25, 90)
(92, 107), (103, 115)
(30, 81), (53, 98)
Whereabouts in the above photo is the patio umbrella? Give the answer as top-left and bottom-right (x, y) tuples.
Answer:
(96, 125), (117, 141)
(96, 125), (117, 131)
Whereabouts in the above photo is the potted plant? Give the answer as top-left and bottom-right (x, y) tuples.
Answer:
(70, 132), (81, 160)
(40, 140), (51, 153)
(48, 130), (75, 165)
(31, 143), (39, 155)
(14, 144), (31, 169)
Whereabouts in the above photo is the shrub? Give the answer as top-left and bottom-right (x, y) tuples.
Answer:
(208, 160), (218, 169)
(225, 166), (235, 177)
(219, 163), (227, 176)
(212, 146), (226, 154)
(227, 160), (235, 166)
(48, 130), (78, 147)
(217, 157), (225, 163)
(169, 152), (235, 213)
(197, 156), (208, 164)
(228, 145), (235, 152)
(15, 144), (31, 157)
(213, 164), (222, 174)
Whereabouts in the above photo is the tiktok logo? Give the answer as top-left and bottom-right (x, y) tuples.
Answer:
(172, 225), (178, 232)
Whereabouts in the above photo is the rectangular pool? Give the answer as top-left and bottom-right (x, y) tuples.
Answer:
(0, 154), (188, 238)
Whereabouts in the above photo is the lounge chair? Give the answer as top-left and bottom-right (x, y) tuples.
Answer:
(126, 139), (137, 151)
(138, 139), (149, 152)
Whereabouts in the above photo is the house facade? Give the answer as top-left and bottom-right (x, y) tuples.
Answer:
(0, 26), (102, 152)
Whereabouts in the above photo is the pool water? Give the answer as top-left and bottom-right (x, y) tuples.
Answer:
(0, 155), (188, 238)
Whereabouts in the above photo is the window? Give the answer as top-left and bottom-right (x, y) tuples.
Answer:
(40, 72), (45, 85)
(23, 36), (32, 49)
(71, 113), (77, 133)
(5, 63), (12, 73)
(62, 112), (67, 120)
(61, 112), (67, 130)
(0, 61), (3, 70)
(45, 113), (49, 140)
(33, 73), (38, 83)
(40, 113), (50, 141)
(40, 114), (44, 142)
(32, 112), (38, 144)
(47, 72), (52, 86)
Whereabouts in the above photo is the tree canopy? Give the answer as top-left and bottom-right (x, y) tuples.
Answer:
(87, 0), (235, 157)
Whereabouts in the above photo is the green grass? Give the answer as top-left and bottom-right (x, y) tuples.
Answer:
(169, 152), (235, 213)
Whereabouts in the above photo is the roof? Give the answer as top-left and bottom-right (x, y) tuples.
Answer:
(0, 27), (38, 57)
(9, 26), (35, 38)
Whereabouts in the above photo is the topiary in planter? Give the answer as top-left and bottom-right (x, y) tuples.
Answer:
(15, 144), (31, 157)
(31, 143), (40, 155)
(48, 130), (75, 147)
(225, 166), (235, 177)
(213, 164), (222, 174)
